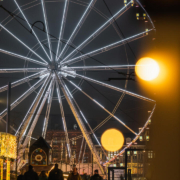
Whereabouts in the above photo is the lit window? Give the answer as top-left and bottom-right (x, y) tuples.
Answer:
(146, 136), (149, 141)
(146, 29), (149, 35)
(136, 13), (139, 20)
(134, 151), (137, 155)
(131, 0), (134, 6)
(139, 136), (143, 141)
(148, 151), (153, 158)
(148, 119), (151, 124)
(127, 151), (130, 156)
(120, 163), (124, 167)
(143, 13), (146, 19)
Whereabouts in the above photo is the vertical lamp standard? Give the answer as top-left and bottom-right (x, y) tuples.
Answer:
(0, 82), (17, 180)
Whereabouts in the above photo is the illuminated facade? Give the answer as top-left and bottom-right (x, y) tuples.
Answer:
(46, 130), (92, 164)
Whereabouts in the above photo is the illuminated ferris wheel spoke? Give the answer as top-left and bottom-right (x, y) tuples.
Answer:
(41, 0), (53, 61)
(0, 78), (45, 121)
(104, 104), (156, 165)
(23, 79), (52, 148)
(57, 0), (97, 61)
(61, 30), (151, 66)
(60, 2), (132, 63)
(16, 74), (51, 145)
(64, 83), (108, 159)
(56, 0), (69, 61)
(70, 93), (125, 141)
(56, 74), (104, 174)
(62, 65), (135, 71)
(42, 78), (55, 139)
(13, 0), (51, 61)
(0, 68), (46, 73)
(63, 70), (155, 102)
(64, 78), (137, 135)
(0, 24), (48, 64)
(0, 70), (48, 93)
(56, 79), (71, 158)
(0, 48), (48, 67)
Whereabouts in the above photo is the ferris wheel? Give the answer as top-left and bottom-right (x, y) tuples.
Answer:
(0, 0), (156, 174)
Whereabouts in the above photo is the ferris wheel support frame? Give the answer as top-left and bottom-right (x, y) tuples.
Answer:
(56, 79), (71, 158)
(60, 1), (132, 63)
(23, 79), (53, 147)
(42, 77), (55, 139)
(17, 74), (51, 145)
(57, 0), (97, 60)
(56, 74), (104, 174)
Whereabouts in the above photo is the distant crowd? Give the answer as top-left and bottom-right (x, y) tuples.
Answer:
(17, 164), (103, 180)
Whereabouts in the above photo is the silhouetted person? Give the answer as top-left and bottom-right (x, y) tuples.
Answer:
(90, 170), (103, 180)
(68, 167), (82, 180)
(48, 164), (64, 180)
(39, 171), (48, 180)
(82, 173), (88, 180)
(17, 170), (24, 180)
(23, 165), (38, 180)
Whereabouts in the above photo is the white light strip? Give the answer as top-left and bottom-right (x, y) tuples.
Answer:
(104, 104), (156, 165)
(64, 70), (155, 102)
(0, 48), (48, 66)
(22, 75), (51, 138)
(0, 68), (46, 73)
(93, 99), (105, 109)
(62, 30), (151, 65)
(61, 1), (131, 63)
(15, 74), (50, 136)
(66, 77), (137, 135)
(80, 111), (88, 123)
(13, 0), (51, 61)
(114, 115), (126, 126)
(65, 85), (73, 98)
(93, 134), (101, 146)
(41, 0), (53, 61)
(80, 111), (101, 146)
(69, 81), (82, 91)
(0, 70), (48, 93)
(0, 23), (48, 64)
(63, 65), (136, 71)
(56, 0), (69, 61)
(0, 78), (44, 118)
(57, 0), (97, 61)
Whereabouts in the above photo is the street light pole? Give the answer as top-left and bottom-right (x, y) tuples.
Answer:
(6, 82), (11, 133)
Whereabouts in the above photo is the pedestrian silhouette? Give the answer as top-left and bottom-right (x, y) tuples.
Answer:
(48, 164), (64, 180)
(23, 165), (39, 180)
(68, 167), (82, 180)
(90, 170), (103, 180)
(17, 169), (24, 180)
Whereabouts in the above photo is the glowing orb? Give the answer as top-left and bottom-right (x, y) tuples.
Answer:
(135, 57), (160, 81)
(101, 129), (124, 152)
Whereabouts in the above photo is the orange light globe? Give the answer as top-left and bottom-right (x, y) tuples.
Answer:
(101, 129), (124, 152)
(135, 57), (160, 81)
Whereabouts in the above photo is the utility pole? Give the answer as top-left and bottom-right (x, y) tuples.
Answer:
(6, 82), (11, 133)
(92, 154), (93, 175)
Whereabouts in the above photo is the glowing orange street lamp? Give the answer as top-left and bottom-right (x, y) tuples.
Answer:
(101, 129), (124, 152)
(135, 57), (160, 81)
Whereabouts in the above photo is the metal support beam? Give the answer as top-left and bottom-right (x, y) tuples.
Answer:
(56, 79), (71, 158)
(42, 78), (55, 138)
(23, 80), (53, 147)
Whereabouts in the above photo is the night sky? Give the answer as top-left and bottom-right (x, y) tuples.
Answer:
(0, 0), (180, 179)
